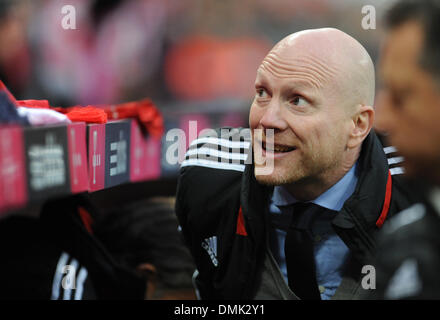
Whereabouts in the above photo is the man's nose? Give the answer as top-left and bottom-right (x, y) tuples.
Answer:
(259, 102), (288, 131)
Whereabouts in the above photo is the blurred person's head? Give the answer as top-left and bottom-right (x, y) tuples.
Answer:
(376, 0), (440, 184)
(0, 0), (31, 95)
(249, 28), (375, 200)
(93, 197), (196, 300)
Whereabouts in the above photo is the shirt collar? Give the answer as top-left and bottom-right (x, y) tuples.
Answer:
(272, 162), (358, 212)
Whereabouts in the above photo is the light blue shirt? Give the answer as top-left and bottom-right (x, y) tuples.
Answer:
(269, 163), (358, 300)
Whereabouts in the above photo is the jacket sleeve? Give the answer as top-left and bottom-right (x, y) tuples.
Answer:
(174, 127), (251, 299)
(175, 165), (215, 299)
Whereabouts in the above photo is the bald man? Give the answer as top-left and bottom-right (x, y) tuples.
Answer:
(175, 28), (417, 300)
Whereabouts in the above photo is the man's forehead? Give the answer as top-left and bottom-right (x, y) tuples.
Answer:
(384, 21), (423, 64)
(256, 49), (339, 91)
(255, 64), (327, 102)
(270, 41), (329, 65)
(381, 22), (424, 85)
(259, 32), (345, 87)
(255, 28), (375, 106)
(256, 66), (318, 87)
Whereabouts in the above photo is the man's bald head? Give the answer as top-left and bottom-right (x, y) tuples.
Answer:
(250, 28), (376, 199)
(260, 28), (375, 109)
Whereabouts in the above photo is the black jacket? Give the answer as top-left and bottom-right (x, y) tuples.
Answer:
(175, 128), (420, 299)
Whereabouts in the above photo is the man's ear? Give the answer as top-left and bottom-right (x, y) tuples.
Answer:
(347, 105), (375, 149)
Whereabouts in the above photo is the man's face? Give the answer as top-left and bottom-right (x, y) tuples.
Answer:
(377, 21), (440, 180)
(249, 50), (354, 186)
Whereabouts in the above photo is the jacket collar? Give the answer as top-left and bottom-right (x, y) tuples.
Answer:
(330, 130), (391, 262)
(332, 130), (389, 231)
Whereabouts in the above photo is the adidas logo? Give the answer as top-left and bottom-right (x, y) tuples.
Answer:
(201, 236), (218, 267)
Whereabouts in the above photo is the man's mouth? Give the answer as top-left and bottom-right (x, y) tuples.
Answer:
(262, 141), (296, 153)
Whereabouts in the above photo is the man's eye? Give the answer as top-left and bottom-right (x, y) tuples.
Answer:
(291, 95), (307, 106)
(256, 88), (268, 98)
(390, 91), (403, 108)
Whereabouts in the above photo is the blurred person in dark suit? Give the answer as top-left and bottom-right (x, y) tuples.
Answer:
(372, 0), (440, 299)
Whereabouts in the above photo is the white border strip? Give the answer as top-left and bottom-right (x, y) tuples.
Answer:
(181, 158), (245, 172)
(51, 252), (70, 300)
(390, 167), (405, 175)
(185, 147), (248, 161)
(63, 258), (79, 300)
(388, 156), (404, 165)
(384, 146), (397, 154)
(190, 137), (250, 149)
(74, 267), (88, 300)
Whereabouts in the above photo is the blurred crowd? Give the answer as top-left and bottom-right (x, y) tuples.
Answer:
(0, 0), (387, 111)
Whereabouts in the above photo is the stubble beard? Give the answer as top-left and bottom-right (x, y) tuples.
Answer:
(254, 148), (341, 189)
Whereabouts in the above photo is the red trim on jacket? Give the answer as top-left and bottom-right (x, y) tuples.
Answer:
(376, 170), (392, 228)
(78, 207), (93, 234)
(236, 206), (248, 236)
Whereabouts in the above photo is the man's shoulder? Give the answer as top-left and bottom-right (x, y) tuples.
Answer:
(176, 127), (252, 208)
(373, 203), (440, 299)
(380, 203), (433, 238)
(376, 202), (440, 268)
(175, 128), (252, 246)
(179, 127), (252, 181)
